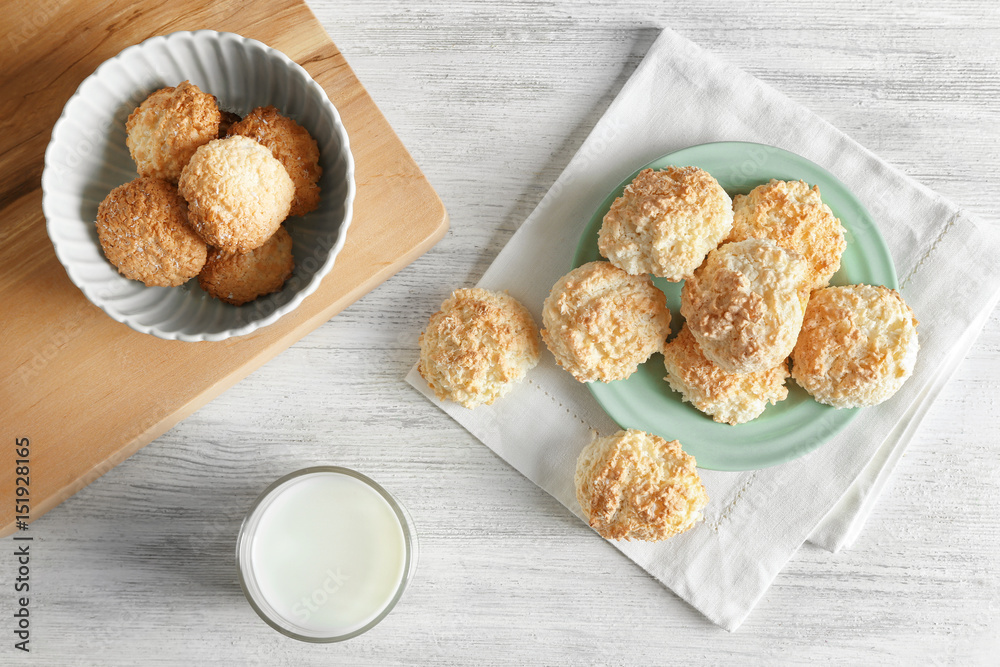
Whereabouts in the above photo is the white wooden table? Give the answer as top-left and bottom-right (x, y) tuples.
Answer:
(8, 1), (1000, 663)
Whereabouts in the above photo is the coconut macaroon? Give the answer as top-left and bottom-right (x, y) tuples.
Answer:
(125, 81), (221, 183)
(663, 325), (790, 425)
(575, 429), (708, 541)
(541, 261), (671, 383)
(681, 238), (809, 374)
(228, 106), (322, 217)
(178, 135), (295, 253)
(598, 166), (733, 281)
(198, 226), (295, 305)
(729, 179), (847, 291)
(96, 177), (207, 287)
(418, 288), (541, 409)
(791, 285), (919, 408)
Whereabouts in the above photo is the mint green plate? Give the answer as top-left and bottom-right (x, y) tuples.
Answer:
(573, 142), (897, 471)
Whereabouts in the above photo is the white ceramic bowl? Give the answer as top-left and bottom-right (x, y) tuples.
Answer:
(42, 30), (355, 341)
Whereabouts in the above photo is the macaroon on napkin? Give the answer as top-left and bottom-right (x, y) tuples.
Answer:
(405, 28), (1000, 631)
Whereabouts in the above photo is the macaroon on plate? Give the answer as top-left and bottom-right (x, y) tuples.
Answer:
(573, 141), (897, 471)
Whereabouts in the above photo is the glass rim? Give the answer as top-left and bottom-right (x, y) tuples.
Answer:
(235, 466), (417, 643)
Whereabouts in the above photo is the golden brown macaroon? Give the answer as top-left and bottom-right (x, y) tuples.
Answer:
(126, 81), (221, 183)
(418, 288), (541, 408)
(791, 285), (919, 408)
(227, 106), (322, 217)
(96, 177), (207, 287)
(598, 166), (733, 281)
(681, 239), (809, 374)
(729, 179), (847, 291)
(575, 429), (708, 541)
(541, 261), (671, 383)
(178, 135), (295, 253)
(198, 226), (295, 305)
(662, 325), (790, 425)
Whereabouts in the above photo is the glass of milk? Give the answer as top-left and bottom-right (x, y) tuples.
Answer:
(236, 466), (417, 642)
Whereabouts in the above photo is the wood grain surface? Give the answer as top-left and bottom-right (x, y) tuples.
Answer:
(0, 0), (447, 537)
(2, 0), (999, 664)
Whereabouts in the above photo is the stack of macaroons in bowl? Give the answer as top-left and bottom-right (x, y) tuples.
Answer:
(95, 80), (322, 306)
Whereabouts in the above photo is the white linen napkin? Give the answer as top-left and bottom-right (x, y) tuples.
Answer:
(405, 28), (1000, 631)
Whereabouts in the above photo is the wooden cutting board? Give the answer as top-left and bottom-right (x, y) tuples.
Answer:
(0, 0), (448, 537)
